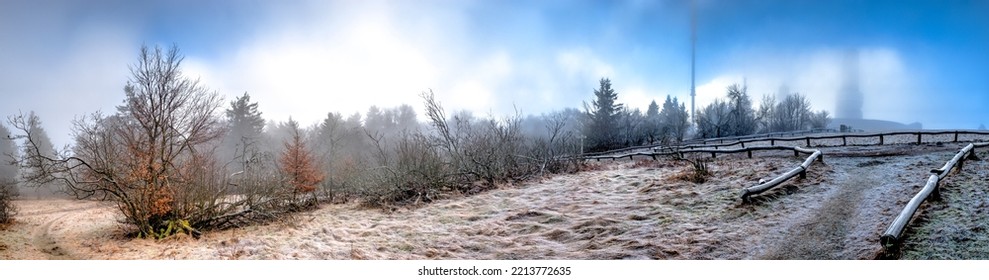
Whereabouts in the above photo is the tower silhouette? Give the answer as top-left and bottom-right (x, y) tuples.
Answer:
(836, 50), (863, 119)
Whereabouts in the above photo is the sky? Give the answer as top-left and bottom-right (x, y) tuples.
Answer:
(1, 0), (987, 147)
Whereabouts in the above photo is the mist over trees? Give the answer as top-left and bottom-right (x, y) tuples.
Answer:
(14, 111), (61, 198)
(696, 84), (756, 138)
(3, 43), (843, 236)
(279, 118), (323, 207)
(0, 123), (17, 223)
(580, 78), (692, 151)
(756, 92), (832, 133)
(223, 92), (266, 169)
(695, 84), (832, 138)
(0, 123), (18, 186)
(659, 95), (691, 143)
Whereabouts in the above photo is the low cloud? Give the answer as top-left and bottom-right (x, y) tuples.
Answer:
(694, 47), (921, 124)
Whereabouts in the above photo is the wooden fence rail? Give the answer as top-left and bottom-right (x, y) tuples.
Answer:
(658, 130), (989, 153)
(879, 142), (988, 257)
(582, 144), (824, 203)
(582, 130), (989, 159)
(584, 145), (806, 161)
(740, 147), (823, 203)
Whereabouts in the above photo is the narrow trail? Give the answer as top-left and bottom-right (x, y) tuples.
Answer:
(32, 212), (74, 259)
(761, 159), (873, 259)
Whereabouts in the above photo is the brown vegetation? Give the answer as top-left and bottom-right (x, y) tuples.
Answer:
(279, 122), (323, 207)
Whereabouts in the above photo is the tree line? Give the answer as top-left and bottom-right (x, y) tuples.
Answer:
(0, 44), (833, 235)
(0, 44), (586, 236)
(582, 79), (832, 152)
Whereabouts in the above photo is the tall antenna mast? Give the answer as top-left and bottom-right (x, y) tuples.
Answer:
(690, 0), (697, 123)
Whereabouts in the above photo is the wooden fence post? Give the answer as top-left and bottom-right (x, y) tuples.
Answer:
(842, 136), (847, 146)
(955, 132), (959, 142)
(880, 135), (884, 145)
(917, 133), (922, 144)
(747, 150), (752, 158)
(806, 137), (811, 147)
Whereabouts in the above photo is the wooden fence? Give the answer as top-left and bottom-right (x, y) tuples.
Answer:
(575, 130), (989, 258)
(659, 130), (989, 152)
(879, 142), (988, 257)
(581, 130), (989, 159)
(580, 130), (989, 205)
(740, 147), (822, 203)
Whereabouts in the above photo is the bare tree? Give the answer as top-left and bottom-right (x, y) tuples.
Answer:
(726, 84), (757, 136)
(695, 99), (731, 138)
(808, 110), (832, 130)
(11, 44), (231, 238)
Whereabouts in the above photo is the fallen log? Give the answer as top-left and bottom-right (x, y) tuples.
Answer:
(739, 148), (822, 203)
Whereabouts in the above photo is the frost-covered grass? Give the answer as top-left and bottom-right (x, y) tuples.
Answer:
(900, 149), (989, 259)
(0, 144), (984, 259)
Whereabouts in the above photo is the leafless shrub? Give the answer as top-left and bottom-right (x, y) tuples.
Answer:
(526, 111), (583, 174)
(421, 90), (543, 191)
(669, 158), (710, 184)
(360, 131), (452, 207)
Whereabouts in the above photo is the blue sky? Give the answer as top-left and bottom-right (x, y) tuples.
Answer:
(1, 0), (986, 147)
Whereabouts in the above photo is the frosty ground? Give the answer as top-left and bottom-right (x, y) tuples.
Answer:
(0, 142), (985, 260)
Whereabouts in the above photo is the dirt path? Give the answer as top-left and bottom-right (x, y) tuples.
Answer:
(759, 146), (955, 259)
(0, 199), (112, 260)
(761, 159), (874, 259)
(32, 212), (73, 259)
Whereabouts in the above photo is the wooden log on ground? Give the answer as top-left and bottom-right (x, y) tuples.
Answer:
(740, 148), (821, 203)
(880, 174), (940, 251)
(879, 142), (989, 257)
(930, 144), (974, 179)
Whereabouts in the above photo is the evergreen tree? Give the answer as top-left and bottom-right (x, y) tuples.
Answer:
(660, 95), (690, 143)
(224, 92), (266, 167)
(645, 100), (661, 143)
(584, 78), (622, 152)
(226, 93), (265, 141)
